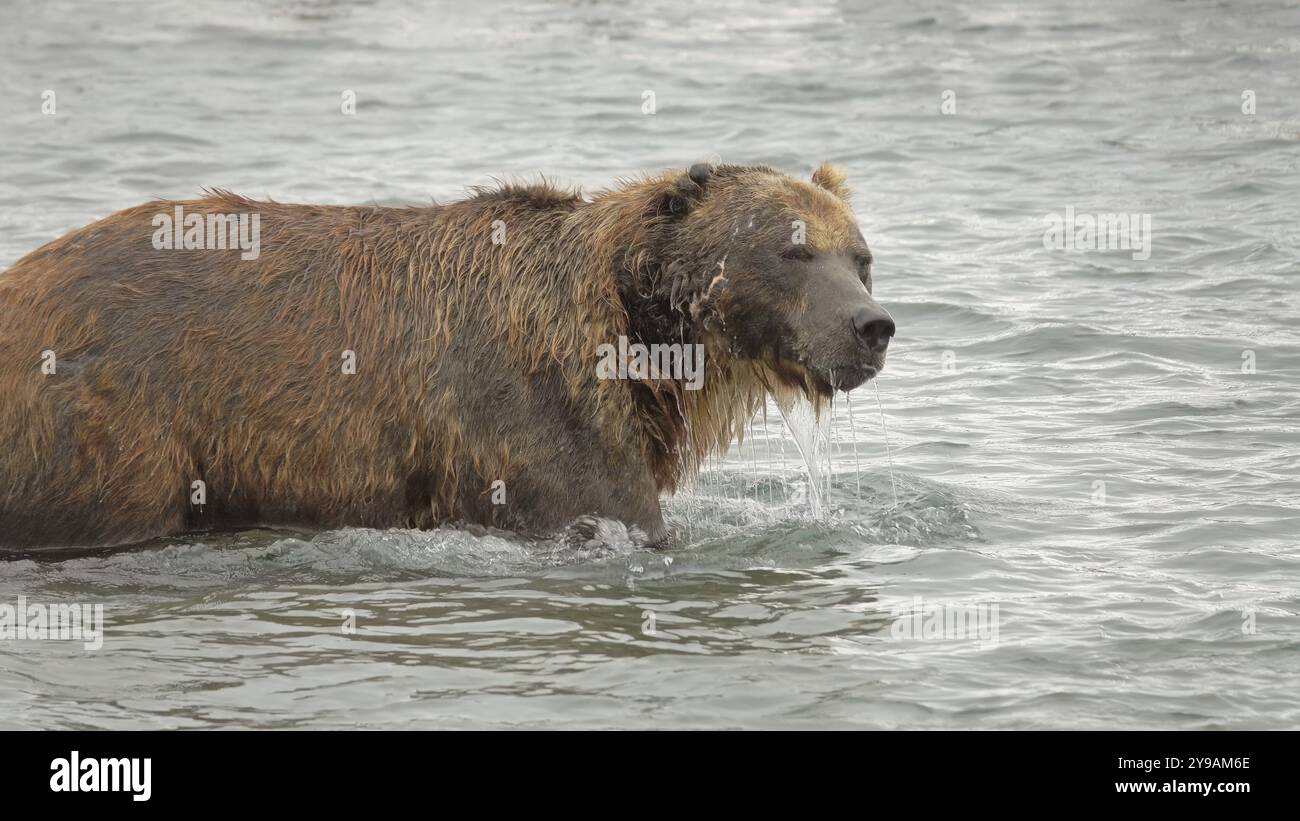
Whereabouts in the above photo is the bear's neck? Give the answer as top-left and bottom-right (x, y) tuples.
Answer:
(581, 193), (767, 495)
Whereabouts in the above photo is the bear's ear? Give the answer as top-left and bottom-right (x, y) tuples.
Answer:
(657, 162), (714, 217)
(811, 161), (851, 201)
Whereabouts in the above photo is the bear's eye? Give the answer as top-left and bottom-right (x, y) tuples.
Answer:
(854, 254), (874, 288)
(781, 246), (815, 262)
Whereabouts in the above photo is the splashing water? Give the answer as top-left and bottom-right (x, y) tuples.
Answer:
(679, 379), (898, 525)
(775, 393), (829, 519)
(874, 379), (900, 509)
(773, 380), (900, 519)
(845, 392), (862, 499)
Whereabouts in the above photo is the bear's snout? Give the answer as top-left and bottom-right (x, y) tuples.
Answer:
(851, 304), (895, 353)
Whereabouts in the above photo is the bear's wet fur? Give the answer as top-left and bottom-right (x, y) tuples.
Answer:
(0, 162), (879, 551)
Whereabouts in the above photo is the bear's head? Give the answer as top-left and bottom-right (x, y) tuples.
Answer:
(655, 162), (894, 399)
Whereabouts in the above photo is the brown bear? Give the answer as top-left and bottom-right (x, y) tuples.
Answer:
(0, 162), (894, 552)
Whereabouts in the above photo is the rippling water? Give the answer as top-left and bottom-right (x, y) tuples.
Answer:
(2, 0), (1298, 729)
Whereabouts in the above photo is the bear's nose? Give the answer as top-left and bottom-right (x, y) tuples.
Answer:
(852, 305), (895, 352)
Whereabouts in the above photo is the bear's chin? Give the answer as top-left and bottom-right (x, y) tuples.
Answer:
(763, 357), (876, 399)
(794, 362), (879, 398)
(824, 364), (878, 393)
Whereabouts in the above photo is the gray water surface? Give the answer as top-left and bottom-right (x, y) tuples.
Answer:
(1, 0), (1298, 729)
